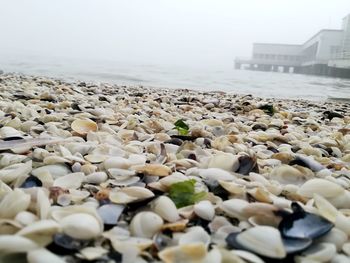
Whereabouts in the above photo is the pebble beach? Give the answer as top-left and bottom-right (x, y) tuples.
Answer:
(1, 72), (350, 262)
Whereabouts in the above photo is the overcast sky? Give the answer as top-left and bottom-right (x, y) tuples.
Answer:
(0, 0), (349, 69)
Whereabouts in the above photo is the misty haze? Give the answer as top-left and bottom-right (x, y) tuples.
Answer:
(1, 1), (350, 263)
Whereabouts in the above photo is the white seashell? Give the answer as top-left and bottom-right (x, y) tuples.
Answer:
(334, 213), (350, 236)
(84, 154), (108, 163)
(236, 226), (286, 259)
(60, 213), (102, 240)
(16, 219), (60, 237)
(297, 179), (344, 198)
(0, 235), (38, 254)
(219, 180), (246, 195)
(79, 247), (108, 260)
(301, 242), (336, 262)
(43, 156), (70, 165)
(313, 194), (338, 222)
(233, 250), (265, 263)
(342, 242), (350, 256)
(0, 161), (32, 184)
(15, 211), (38, 226)
(0, 188), (31, 218)
(220, 199), (249, 220)
(317, 228), (347, 252)
(0, 126), (22, 138)
(135, 164), (172, 177)
(158, 243), (207, 263)
(27, 248), (65, 263)
(32, 164), (71, 179)
(208, 153), (239, 172)
(152, 196), (180, 223)
(53, 172), (85, 189)
(203, 248), (222, 263)
(194, 200), (215, 221)
(130, 211), (163, 238)
(84, 171), (108, 184)
(270, 165), (309, 186)
(36, 188), (51, 220)
(104, 157), (130, 170)
(199, 168), (237, 184)
(107, 168), (135, 180)
(109, 187), (154, 204)
(179, 226), (211, 247)
(331, 254), (350, 263)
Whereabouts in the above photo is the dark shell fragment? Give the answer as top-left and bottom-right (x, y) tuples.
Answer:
(237, 155), (259, 175)
(20, 175), (42, 188)
(47, 233), (89, 255)
(278, 202), (334, 240)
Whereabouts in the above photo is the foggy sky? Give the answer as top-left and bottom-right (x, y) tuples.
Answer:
(0, 0), (349, 69)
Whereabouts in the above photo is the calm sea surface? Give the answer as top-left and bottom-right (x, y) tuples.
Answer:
(1, 55), (350, 101)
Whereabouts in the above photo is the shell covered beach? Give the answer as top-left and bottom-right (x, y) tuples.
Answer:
(1, 73), (350, 263)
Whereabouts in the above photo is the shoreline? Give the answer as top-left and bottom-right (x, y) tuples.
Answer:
(0, 72), (350, 262)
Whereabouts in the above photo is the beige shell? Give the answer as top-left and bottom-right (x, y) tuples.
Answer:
(109, 186), (155, 204)
(158, 243), (207, 263)
(27, 248), (65, 263)
(297, 179), (344, 198)
(0, 188), (31, 219)
(71, 119), (98, 135)
(194, 200), (215, 221)
(135, 164), (172, 176)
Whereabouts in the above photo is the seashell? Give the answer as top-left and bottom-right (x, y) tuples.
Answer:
(218, 180), (245, 195)
(334, 213), (350, 236)
(271, 152), (293, 164)
(71, 119), (98, 135)
(300, 242), (336, 262)
(194, 200), (215, 221)
(43, 155), (70, 165)
(152, 196), (180, 223)
(84, 154), (107, 163)
(247, 187), (273, 203)
(80, 164), (97, 175)
(297, 179), (344, 198)
(317, 228), (347, 251)
(227, 226), (286, 259)
(270, 165), (310, 186)
(208, 153), (239, 172)
(36, 188), (51, 220)
(97, 204), (124, 226)
(103, 157), (130, 170)
(178, 226), (211, 247)
(107, 168), (136, 180)
(109, 186), (154, 204)
(161, 219), (189, 232)
(233, 250), (265, 263)
(15, 211), (38, 226)
(135, 164), (172, 176)
(16, 219), (60, 241)
(0, 235), (39, 254)
(129, 211), (163, 238)
(0, 161), (32, 184)
(84, 171), (108, 184)
(158, 243), (207, 263)
(313, 194), (338, 223)
(31, 164), (71, 179)
(27, 248), (65, 263)
(293, 155), (324, 172)
(53, 172), (85, 189)
(237, 155), (258, 175)
(220, 199), (249, 220)
(79, 246), (108, 261)
(278, 202), (333, 239)
(0, 188), (31, 219)
(343, 242), (350, 256)
(60, 213), (102, 240)
(0, 126), (23, 138)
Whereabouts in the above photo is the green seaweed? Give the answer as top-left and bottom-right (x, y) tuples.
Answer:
(168, 179), (206, 208)
(174, 119), (189, 136)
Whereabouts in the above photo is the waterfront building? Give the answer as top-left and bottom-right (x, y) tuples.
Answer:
(235, 14), (350, 78)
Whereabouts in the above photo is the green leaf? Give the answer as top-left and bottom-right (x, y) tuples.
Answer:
(174, 119), (189, 135)
(168, 179), (206, 208)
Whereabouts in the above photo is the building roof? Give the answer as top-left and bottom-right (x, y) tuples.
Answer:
(253, 43), (302, 47)
(303, 29), (343, 45)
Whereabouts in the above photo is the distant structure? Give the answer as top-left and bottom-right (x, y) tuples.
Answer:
(235, 14), (350, 78)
